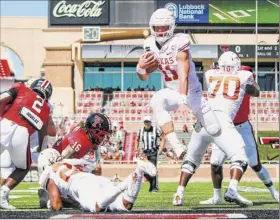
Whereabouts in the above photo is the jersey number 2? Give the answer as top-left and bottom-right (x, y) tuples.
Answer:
(208, 76), (240, 100)
(159, 65), (178, 82)
(32, 95), (45, 114)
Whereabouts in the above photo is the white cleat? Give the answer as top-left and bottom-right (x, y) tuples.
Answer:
(135, 156), (156, 177)
(173, 193), (184, 206)
(0, 189), (16, 210)
(199, 197), (223, 205)
(224, 188), (253, 207)
(174, 144), (187, 160)
(271, 191), (279, 203)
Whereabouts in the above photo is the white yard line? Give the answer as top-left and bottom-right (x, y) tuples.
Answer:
(267, 0), (280, 7)
(209, 4), (240, 23)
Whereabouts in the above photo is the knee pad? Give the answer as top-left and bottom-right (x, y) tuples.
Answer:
(251, 163), (262, 172)
(230, 160), (248, 173)
(181, 160), (197, 175)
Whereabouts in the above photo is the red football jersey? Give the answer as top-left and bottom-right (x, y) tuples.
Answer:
(233, 94), (250, 124)
(52, 126), (93, 159)
(2, 83), (50, 134)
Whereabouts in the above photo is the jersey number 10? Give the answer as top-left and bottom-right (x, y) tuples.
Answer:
(208, 76), (240, 100)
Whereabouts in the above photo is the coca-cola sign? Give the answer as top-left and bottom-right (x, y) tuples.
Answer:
(49, 0), (110, 26)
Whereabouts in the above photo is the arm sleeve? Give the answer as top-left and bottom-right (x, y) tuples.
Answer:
(177, 34), (191, 53)
(246, 72), (255, 86)
(0, 88), (18, 104)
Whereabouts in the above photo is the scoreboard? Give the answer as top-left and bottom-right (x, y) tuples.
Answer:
(218, 45), (279, 58)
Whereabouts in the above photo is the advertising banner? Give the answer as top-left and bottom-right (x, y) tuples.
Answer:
(49, 0), (110, 26)
(158, 0), (209, 24)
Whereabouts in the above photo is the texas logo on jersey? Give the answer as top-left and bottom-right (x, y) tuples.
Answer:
(143, 33), (201, 94)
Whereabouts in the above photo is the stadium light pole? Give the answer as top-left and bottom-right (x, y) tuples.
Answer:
(254, 0), (258, 140)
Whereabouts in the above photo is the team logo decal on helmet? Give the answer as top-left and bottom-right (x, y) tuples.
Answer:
(30, 78), (53, 100)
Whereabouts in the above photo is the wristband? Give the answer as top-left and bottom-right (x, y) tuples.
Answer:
(180, 94), (188, 105)
(136, 65), (146, 75)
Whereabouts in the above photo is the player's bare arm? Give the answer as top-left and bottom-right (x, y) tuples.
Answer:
(47, 116), (57, 136)
(47, 179), (62, 211)
(61, 145), (76, 159)
(136, 53), (156, 81)
(38, 122), (49, 152)
(177, 50), (190, 97)
(245, 82), (260, 97)
(0, 88), (17, 114)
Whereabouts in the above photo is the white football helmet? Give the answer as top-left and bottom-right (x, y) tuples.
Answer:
(25, 78), (39, 87)
(149, 8), (176, 45)
(218, 51), (241, 74)
(37, 148), (61, 175)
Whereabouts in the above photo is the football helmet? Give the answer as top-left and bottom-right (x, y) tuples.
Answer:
(37, 148), (61, 175)
(30, 78), (53, 100)
(149, 8), (176, 45)
(218, 51), (241, 74)
(241, 65), (253, 72)
(25, 78), (39, 87)
(85, 113), (112, 145)
(210, 61), (219, 70)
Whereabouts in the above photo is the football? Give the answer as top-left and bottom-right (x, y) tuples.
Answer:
(144, 52), (158, 74)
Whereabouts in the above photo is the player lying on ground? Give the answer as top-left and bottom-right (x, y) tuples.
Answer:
(136, 8), (221, 160)
(38, 149), (156, 212)
(0, 78), (56, 187)
(200, 65), (279, 205)
(0, 79), (53, 210)
(38, 112), (112, 208)
(173, 51), (260, 207)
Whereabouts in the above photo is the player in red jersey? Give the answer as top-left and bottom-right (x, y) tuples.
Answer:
(200, 65), (279, 205)
(38, 112), (112, 208)
(0, 79), (53, 209)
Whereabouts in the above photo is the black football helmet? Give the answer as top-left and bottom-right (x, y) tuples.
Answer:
(30, 78), (53, 100)
(85, 113), (112, 145)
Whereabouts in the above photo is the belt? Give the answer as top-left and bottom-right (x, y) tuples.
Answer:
(234, 120), (248, 126)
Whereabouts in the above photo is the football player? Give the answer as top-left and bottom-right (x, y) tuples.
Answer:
(173, 51), (259, 207)
(0, 79), (52, 209)
(38, 148), (156, 212)
(38, 112), (111, 208)
(136, 8), (221, 160)
(200, 66), (279, 205)
(0, 79), (56, 187)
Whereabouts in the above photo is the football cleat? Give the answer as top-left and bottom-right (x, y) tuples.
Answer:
(199, 197), (223, 205)
(174, 144), (187, 160)
(38, 188), (50, 208)
(224, 188), (253, 207)
(173, 193), (184, 206)
(271, 191), (279, 203)
(0, 189), (16, 210)
(135, 156), (157, 177)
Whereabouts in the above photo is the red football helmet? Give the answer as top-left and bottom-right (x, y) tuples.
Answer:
(85, 113), (112, 145)
(241, 65), (253, 72)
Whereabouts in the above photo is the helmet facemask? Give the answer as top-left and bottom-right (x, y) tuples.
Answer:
(87, 128), (110, 146)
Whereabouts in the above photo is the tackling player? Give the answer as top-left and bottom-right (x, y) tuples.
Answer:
(173, 51), (259, 207)
(200, 66), (279, 205)
(0, 79), (52, 209)
(37, 148), (156, 212)
(136, 8), (221, 160)
(38, 112), (111, 208)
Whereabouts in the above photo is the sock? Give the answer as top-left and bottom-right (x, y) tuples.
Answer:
(123, 169), (143, 204)
(213, 188), (222, 198)
(1, 185), (10, 193)
(176, 185), (185, 195)
(229, 179), (239, 192)
(268, 185), (277, 195)
(256, 167), (272, 186)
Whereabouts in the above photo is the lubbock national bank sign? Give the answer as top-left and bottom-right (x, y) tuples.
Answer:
(49, 0), (110, 26)
(158, 0), (209, 23)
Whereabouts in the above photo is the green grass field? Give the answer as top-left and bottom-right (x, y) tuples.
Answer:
(209, 0), (279, 24)
(257, 131), (279, 161)
(10, 181), (279, 210)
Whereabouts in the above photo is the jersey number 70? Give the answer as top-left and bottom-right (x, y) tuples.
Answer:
(208, 76), (240, 100)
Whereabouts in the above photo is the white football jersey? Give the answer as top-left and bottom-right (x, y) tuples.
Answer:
(144, 33), (202, 94)
(205, 70), (254, 119)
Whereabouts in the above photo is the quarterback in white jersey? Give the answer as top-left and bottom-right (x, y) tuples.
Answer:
(38, 149), (156, 212)
(173, 51), (260, 207)
(136, 8), (221, 159)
